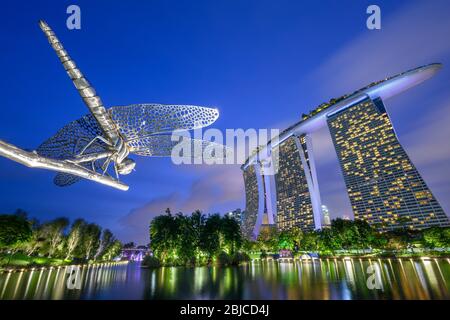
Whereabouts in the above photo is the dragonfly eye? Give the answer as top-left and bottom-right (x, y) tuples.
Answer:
(116, 158), (136, 175)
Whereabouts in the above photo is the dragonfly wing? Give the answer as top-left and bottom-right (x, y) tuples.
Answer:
(36, 114), (109, 160)
(109, 104), (219, 141)
(37, 115), (111, 187)
(54, 172), (81, 187)
(128, 134), (231, 159)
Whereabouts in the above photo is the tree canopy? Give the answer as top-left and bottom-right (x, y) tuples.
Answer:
(150, 211), (243, 266)
(0, 214), (32, 249)
(0, 211), (122, 264)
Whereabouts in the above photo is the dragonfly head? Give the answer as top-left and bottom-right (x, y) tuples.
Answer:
(116, 158), (136, 175)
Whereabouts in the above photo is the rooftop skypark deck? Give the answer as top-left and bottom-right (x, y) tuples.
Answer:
(242, 63), (442, 169)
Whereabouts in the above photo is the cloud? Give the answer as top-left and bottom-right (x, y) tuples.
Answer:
(398, 97), (450, 214)
(401, 99), (450, 167)
(307, 1), (450, 99)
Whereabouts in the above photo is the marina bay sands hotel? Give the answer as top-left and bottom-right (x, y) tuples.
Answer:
(241, 63), (449, 239)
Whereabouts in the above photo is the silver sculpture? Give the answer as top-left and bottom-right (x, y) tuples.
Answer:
(0, 21), (226, 191)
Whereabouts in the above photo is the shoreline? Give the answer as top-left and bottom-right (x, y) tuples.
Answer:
(142, 255), (450, 269)
(0, 260), (129, 273)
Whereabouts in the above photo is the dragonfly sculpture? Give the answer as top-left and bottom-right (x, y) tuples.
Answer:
(0, 21), (227, 191)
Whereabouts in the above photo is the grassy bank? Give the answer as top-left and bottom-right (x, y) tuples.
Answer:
(0, 253), (70, 269)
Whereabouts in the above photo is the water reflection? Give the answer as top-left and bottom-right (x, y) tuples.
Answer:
(0, 258), (448, 300)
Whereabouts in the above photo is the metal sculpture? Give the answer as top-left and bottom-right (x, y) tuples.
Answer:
(0, 21), (226, 191)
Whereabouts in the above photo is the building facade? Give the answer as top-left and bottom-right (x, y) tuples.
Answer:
(120, 246), (150, 261)
(227, 209), (243, 225)
(322, 205), (331, 227)
(241, 65), (448, 238)
(327, 97), (449, 230)
(275, 136), (316, 232)
(242, 165), (260, 238)
(242, 162), (277, 239)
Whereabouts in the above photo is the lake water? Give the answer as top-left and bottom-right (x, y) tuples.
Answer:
(0, 258), (449, 299)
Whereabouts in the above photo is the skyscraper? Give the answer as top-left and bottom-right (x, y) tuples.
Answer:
(327, 97), (449, 230)
(242, 64), (448, 238)
(275, 136), (317, 232)
(227, 209), (243, 224)
(242, 165), (259, 238)
(322, 205), (331, 227)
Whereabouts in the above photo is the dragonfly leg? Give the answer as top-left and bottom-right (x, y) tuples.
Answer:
(101, 155), (113, 176)
(78, 135), (111, 157)
(114, 164), (120, 180)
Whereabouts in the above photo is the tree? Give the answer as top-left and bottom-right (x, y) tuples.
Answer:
(385, 232), (407, 252)
(149, 211), (244, 266)
(199, 214), (222, 262)
(442, 228), (450, 247)
(80, 223), (101, 260)
(353, 220), (375, 248)
(257, 227), (279, 252)
(41, 217), (69, 258)
(220, 215), (242, 254)
(191, 210), (205, 247)
(317, 228), (340, 254)
(123, 242), (136, 249)
(13, 209), (29, 220)
(278, 231), (295, 251)
(94, 229), (114, 260)
(102, 240), (122, 261)
(0, 214), (32, 253)
(242, 238), (258, 253)
(290, 227), (303, 252)
(177, 213), (197, 265)
(422, 227), (445, 248)
(1, 212), (121, 263)
(150, 213), (178, 262)
(301, 232), (320, 252)
(19, 218), (45, 256)
(331, 218), (359, 250)
(65, 219), (86, 260)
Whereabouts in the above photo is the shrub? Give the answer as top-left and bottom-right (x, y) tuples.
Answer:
(217, 251), (232, 266)
(231, 252), (250, 265)
(142, 255), (161, 268)
(260, 250), (267, 259)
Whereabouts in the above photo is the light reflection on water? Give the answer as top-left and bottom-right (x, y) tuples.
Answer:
(0, 258), (448, 300)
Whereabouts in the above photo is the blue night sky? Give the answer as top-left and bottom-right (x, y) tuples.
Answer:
(1, 0), (450, 244)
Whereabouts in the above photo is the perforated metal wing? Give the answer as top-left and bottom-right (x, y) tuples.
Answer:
(36, 113), (109, 160)
(54, 172), (81, 186)
(109, 104), (219, 140)
(126, 134), (230, 158)
(37, 104), (220, 158)
(46, 133), (228, 186)
(36, 104), (224, 186)
(111, 104), (225, 157)
(36, 114), (112, 187)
